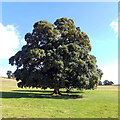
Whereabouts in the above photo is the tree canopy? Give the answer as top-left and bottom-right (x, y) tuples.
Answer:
(103, 80), (114, 85)
(9, 17), (103, 94)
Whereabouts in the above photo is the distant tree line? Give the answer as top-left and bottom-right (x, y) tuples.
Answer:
(99, 80), (114, 85)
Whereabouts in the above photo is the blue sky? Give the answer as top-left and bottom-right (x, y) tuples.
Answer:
(0, 2), (118, 84)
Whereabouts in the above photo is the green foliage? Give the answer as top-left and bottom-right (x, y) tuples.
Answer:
(6, 70), (13, 79)
(103, 80), (114, 85)
(99, 80), (102, 85)
(9, 17), (103, 91)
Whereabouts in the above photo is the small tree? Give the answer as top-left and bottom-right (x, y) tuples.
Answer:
(9, 17), (103, 95)
(103, 80), (109, 85)
(108, 81), (114, 85)
(99, 81), (102, 85)
(103, 80), (114, 85)
(6, 70), (12, 79)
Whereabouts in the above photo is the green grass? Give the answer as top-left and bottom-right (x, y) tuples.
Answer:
(1, 77), (119, 118)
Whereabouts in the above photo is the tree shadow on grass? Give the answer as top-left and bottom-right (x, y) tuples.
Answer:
(13, 89), (84, 93)
(13, 90), (53, 93)
(1, 91), (83, 99)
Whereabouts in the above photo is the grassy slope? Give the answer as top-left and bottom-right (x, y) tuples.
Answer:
(1, 77), (119, 118)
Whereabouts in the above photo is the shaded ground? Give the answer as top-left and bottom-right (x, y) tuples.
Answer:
(1, 91), (83, 99)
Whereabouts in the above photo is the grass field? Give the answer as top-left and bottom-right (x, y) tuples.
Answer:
(0, 77), (119, 119)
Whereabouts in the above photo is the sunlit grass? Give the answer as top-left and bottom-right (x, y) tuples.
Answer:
(1, 77), (118, 118)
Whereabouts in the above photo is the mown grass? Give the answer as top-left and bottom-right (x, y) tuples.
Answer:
(0, 77), (119, 118)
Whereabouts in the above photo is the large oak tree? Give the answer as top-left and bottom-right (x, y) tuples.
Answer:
(9, 18), (103, 94)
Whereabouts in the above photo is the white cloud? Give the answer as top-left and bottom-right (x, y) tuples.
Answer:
(0, 23), (27, 77)
(110, 19), (118, 37)
(110, 21), (118, 33)
(99, 60), (118, 84)
(21, 38), (26, 46)
(0, 23), (20, 59)
(110, 20), (118, 37)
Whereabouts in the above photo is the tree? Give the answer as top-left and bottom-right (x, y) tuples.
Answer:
(9, 17), (103, 95)
(99, 81), (102, 85)
(6, 70), (12, 79)
(103, 80), (114, 85)
(108, 81), (114, 85)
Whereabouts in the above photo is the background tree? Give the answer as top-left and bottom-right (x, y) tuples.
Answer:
(103, 80), (114, 85)
(9, 17), (103, 95)
(108, 81), (114, 85)
(6, 70), (12, 79)
(99, 81), (102, 85)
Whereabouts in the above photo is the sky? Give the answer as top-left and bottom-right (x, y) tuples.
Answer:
(0, 2), (118, 84)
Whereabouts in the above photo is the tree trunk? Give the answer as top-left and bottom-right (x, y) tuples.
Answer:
(66, 88), (70, 93)
(53, 87), (61, 95)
